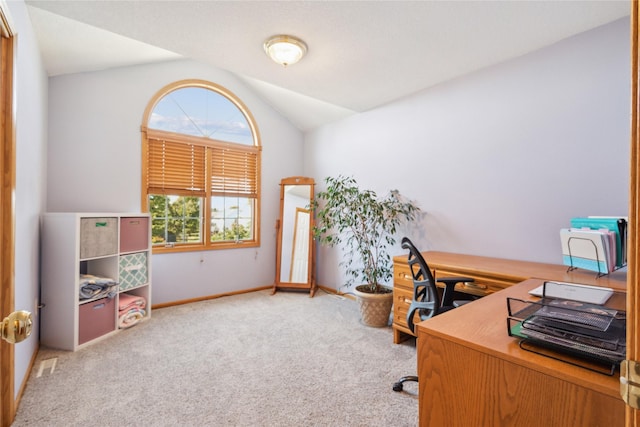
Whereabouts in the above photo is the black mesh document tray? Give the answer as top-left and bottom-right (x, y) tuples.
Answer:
(507, 295), (626, 376)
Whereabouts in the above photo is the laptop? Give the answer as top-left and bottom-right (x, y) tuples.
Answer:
(528, 281), (614, 305)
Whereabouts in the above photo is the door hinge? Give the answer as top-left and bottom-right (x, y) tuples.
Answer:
(620, 360), (640, 409)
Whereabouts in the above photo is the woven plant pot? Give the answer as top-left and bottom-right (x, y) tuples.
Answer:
(353, 285), (393, 327)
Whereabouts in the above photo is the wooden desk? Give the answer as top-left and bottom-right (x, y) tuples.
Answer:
(416, 278), (626, 427)
(392, 251), (627, 343)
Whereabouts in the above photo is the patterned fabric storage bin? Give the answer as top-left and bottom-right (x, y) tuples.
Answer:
(80, 217), (118, 259)
(120, 217), (149, 253)
(119, 252), (148, 290)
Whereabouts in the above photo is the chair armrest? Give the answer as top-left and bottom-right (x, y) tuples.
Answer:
(453, 300), (473, 307)
(437, 277), (475, 307)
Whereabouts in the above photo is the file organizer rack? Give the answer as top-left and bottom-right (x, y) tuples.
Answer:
(562, 217), (628, 278)
(565, 236), (607, 277)
(564, 236), (626, 278)
(506, 296), (626, 376)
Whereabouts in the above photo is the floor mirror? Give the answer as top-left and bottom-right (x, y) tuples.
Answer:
(272, 176), (316, 296)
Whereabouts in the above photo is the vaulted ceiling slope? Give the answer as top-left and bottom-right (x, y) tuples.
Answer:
(26, 1), (630, 131)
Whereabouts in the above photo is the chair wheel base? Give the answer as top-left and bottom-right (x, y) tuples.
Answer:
(392, 382), (404, 392)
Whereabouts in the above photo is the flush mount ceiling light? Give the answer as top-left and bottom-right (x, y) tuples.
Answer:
(263, 35), (307, 67)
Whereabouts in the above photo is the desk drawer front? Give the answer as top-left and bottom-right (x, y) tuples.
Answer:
(394, 263), (437, 289)
(393, 263), (413, 290)
(435, 268), (517, 295)
(393, 286), (421, 333)
(393, 287), (411, 324)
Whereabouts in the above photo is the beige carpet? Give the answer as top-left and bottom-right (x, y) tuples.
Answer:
(13, 289), (419, 426)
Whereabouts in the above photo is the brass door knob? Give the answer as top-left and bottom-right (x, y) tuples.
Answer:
(1, 310), (32, 344)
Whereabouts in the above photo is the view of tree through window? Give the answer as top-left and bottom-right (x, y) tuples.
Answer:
(142, 81), (261, 252)
(149, 195), (202, 244)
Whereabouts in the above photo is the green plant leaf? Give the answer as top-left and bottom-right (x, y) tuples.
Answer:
(313, 175), (420, 293)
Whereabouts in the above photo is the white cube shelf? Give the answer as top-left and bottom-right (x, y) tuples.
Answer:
(40, 212), (152, 351)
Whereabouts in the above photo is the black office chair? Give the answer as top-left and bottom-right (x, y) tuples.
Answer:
(392, 237), (475, 392)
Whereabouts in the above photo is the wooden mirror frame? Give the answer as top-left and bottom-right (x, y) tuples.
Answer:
(272, 176), (317, 297)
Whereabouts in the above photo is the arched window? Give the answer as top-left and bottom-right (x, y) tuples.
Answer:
(141, 79), (261, 252)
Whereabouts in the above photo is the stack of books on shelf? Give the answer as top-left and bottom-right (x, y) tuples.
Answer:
(559, 216), (627, 275)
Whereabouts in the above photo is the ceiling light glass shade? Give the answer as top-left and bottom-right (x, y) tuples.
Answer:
(264, 35), (307, 67)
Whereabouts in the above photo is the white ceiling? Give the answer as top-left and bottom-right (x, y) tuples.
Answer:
(25, 0), (631, 131)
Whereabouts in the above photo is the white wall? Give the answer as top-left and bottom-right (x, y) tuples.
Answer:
(6, 0), (48, 397)
(46, 59), (304, 304)
(305, 18), (630, 291)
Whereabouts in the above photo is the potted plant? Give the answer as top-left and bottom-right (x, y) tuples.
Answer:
(313, 175), (420, 327)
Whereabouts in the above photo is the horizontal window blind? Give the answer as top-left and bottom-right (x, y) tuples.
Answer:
(146, 130), (259, 199)
(147, 137), (206, 196)
(210, 146), (258, 198)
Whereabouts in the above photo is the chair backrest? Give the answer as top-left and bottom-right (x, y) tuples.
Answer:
(401, 237), (442, 333)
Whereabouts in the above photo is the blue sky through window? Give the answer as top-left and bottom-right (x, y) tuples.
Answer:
(149, 86), (253, 145)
